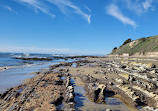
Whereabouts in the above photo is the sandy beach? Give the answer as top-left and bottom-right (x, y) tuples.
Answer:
(1, 56), (158, 111)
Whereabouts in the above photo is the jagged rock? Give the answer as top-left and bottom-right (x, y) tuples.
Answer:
(121, 65), (126, 68)
(64, 102), (75, 111)
(155, 69), (158, 73)
(150, 69), (158, 74)
(119, 73), (130, 80)
(64, 93), (74, 102)
(104, 76), (107, 79)
(115, 78), (124, 84)
(80, 74), (98, 83)
(65, 76), (71, 87)
(109, 82), (114, 86)
(55, 80), (63, 85)
(116, 85), (140, 102)
(97, 84), (106, 103)
(145, 63), (156, 69)
(66, 69), (69, 72)
(51, 96), (64, 106)
(64, 85), (74, 103)
(67, 86), (74, 93)
(140, 106), (155, 111)
(132, 86), (158, 108)
(85, 83), (106, 103)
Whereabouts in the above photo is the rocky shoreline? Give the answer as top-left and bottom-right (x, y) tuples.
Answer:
(1, 56), (158, 111)
(14, 56), (98, 61)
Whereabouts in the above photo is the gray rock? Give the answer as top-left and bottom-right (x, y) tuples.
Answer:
(106, 109), (112, 111)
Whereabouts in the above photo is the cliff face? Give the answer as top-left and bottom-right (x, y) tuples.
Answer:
(111, 35), (158, 56)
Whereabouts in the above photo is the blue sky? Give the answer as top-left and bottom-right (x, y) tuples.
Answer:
(0, 0), (158, 55)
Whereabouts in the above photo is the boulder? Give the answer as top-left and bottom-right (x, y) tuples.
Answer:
(64, 85), (74, 103)
(119, 73), (130, 80)
(155, 69), (158, 73)
(145, 63), (156, 69)
(85, 83), (106, 103)
(115, 78), (124, 84)
(121, 65), (126, 69)
(64, 102), (75, 111)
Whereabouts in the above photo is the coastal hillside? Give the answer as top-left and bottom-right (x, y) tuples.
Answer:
(111, 35), (158, 55)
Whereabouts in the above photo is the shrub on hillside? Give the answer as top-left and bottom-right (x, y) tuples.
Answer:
(113, 47), (117, 50)
(122, 38), (132, 45)
(111, 47), (117, 54)
(139, 37), (146, 42)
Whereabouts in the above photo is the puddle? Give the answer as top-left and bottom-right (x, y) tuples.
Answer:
(80, 63), (85, 66)
(56, 103), (64, 110)
(17, 88), (24, 93)
(71, 78), (130, 111)
(105, 97), (123, 105)
(61, 77), (66, 80)
(71, 63), (77, 68)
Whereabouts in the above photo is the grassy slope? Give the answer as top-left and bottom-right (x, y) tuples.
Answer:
(111, 35), (158, 55)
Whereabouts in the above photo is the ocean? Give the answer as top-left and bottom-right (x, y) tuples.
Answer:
(0, 52), (76, 93)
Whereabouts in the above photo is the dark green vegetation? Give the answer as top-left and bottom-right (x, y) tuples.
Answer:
(111, 35), (158, 55)
(122, 38), (132, 46)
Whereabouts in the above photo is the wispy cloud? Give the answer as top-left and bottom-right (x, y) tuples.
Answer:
(3, 6), (17, 14)
(46, 0), (91, 24)
(15, 0), (55, 17)
(14, 0), (91, 23)
(85, 6), (91, 12)
(106, 4), (137, 27)
(121, 0), (144, 15)
(114, 0), (155, 14)
(142, 0), (153, 11)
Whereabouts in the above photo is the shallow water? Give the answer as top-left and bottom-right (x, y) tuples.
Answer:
(72, 79), (130, 111)
(0, 58), (77, 93)
(71, 63), (77, 68)
(0, 52), (78, 68)
(0, 62), (58, 93)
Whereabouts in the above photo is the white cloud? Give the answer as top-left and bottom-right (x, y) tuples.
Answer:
(3, 6), (17, 14)
(46, 0), (91, 24)
(15, 0), (55, 17)
(4, 6), (14, 12)
(0, 46), (105, 55)
(106, 4), (137, 27)
(14, 0), (91, 23)
(114, 0), (155, 14)
(142, 0), (153, 11)
(122, 0), (144, 15)
(85, 6), (91, 12)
